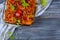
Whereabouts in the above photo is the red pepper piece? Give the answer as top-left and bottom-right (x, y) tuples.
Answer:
(16, 10), (22, 17)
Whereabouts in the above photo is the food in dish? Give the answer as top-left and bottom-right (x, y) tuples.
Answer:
(4, 0), (36, 25)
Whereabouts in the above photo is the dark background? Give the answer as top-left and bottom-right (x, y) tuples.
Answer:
(1, 0), (60, 40)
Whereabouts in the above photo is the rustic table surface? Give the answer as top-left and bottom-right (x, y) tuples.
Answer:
(0, 0), (60, 40)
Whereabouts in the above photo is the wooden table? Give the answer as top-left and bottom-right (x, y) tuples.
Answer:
(0, 0), (58, 40)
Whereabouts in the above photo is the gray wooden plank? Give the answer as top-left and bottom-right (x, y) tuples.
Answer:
(12, 18), (60, 40)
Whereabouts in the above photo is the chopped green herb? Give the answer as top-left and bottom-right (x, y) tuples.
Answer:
(9, 36), (14, 40)
(22, 3), (29, 7)
(16, 20), (21, 25)
(40, 0), (46, 7)
(21, 0), (29, 7)
(10, 4), (15, 11)
(21, 0), (26, 3)
(13, 18), (17, 21)
(13, 18), (21, 25)
(17, 20), (20, 23)
(8, 32), (12, 35)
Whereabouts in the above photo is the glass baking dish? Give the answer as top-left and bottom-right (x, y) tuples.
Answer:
(3, 0), (52, 26)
